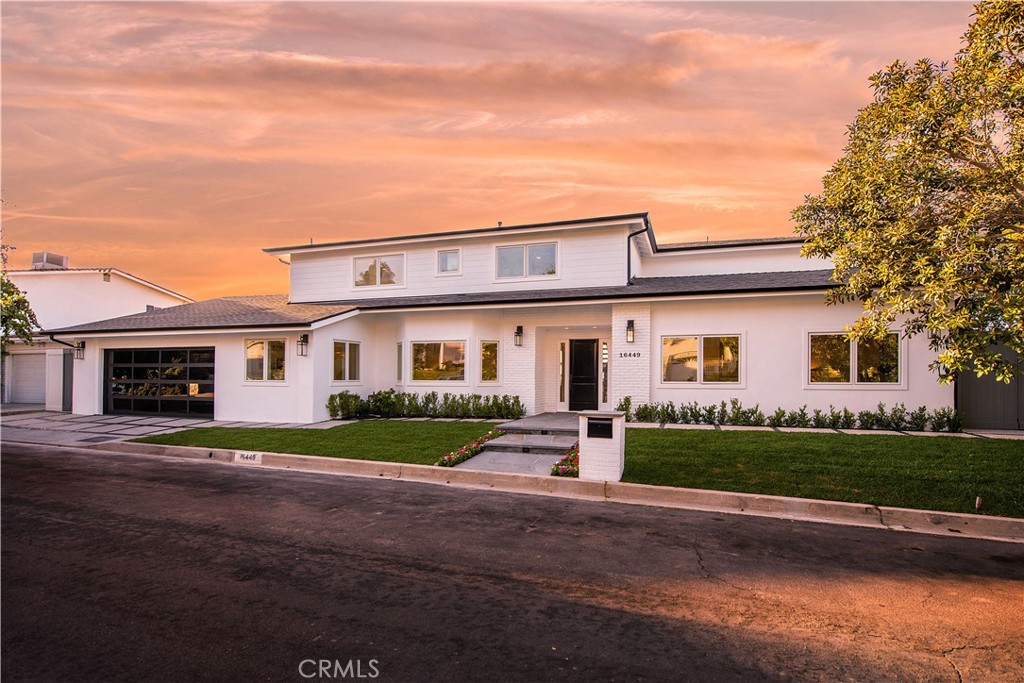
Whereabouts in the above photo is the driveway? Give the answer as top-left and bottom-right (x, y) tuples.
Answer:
(3, 442), (1022, 682)
(0, 410), (338, 447)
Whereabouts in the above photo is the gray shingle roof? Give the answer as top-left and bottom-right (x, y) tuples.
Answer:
(48, 295), (355, 334)
(49, 270), (836, 334)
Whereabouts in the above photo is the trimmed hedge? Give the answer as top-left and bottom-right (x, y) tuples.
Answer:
(614, 397), (963, 433)
(327, 389), (526, 420)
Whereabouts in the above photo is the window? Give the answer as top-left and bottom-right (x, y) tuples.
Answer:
(437, 249), (461, 275)
(662, 335), (740, 383)
(396, 342), (403, 382)
(481, 341), (498, 382)
(412, 341), (465, 381)
(601, 341), (609, 403)
(354, 254), (404, 287)
(809, 333), (900, 384)
(333, 341), (360, 382)
(245, 339), (285, 381)
(495, 242), (557, 279)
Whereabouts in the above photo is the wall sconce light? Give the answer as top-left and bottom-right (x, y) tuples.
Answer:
(74, 341), (86, 360)
(626, 320), (635, 344)
(514, 326), (524, 347)
(297, 334), (309, 356)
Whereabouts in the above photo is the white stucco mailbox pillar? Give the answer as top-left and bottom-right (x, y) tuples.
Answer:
(577, 410), (626, 482)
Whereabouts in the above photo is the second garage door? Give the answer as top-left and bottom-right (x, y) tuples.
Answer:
(11, 353), (46, 404)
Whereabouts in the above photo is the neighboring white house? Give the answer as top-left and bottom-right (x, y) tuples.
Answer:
(48, 213), (959, 424)
(2, 253), (193, 410)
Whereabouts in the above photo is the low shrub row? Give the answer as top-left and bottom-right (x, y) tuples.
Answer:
(435, 429), (505, 467)
(327, 389), (526, 420)
(614, 397), (963, 433)
(550, 441), (580, 477)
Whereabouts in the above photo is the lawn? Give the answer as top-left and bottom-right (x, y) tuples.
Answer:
(135, 420), (499, 465)
(624, 429), (1024, 518)
(136, 420), (1024, 518)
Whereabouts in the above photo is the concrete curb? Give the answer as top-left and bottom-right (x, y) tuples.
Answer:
(87, 441), (1024, 544)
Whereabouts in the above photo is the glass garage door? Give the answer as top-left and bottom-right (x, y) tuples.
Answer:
(106, 348), (215, 417)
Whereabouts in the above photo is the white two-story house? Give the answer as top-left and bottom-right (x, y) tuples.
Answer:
(50, 213), (955, 423)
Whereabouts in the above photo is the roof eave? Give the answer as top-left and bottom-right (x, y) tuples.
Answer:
(263, 212), (651, 256)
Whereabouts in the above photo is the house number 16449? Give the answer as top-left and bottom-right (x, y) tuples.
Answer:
(619, 352), (642, 358)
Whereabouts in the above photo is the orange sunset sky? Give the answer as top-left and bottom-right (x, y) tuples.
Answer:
(2, 1), (974, 301)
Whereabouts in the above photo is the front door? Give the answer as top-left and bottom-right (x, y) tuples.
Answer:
(569, 339), (599, 411)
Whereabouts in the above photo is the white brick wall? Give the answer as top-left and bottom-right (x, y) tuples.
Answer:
(610, 303), (651, 409)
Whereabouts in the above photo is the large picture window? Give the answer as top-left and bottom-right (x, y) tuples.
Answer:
(354, 254), (404, 287)
(662, 335), (740, 384)
(333, 341), (361, 382)
(245, 339), (285, 381)
(495, 242), (557, 279)
(412, 341), (466, 381)
(809, 333), (900, 384)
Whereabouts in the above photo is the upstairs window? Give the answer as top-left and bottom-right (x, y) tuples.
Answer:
(354, 254), (404, 288)
(245, 339), (285, 381)
(496, 242), (557, 279)
(437, 249), (461, 275)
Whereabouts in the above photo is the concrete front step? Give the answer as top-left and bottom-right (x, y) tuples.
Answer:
(454, 449), (563, 475)
(485, 433), (577, 455)
(496, 412), (581, 438)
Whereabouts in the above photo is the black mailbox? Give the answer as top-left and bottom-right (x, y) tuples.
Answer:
(587, 417), (613, 439)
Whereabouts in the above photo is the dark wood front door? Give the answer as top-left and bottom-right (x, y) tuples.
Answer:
(569, 339), (599, 411)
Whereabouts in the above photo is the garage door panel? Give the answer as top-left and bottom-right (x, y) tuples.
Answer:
(105, 347), (215, 417)
(11, 354), (46, 403)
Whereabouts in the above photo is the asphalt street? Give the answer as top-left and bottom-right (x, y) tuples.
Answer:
(2, 442), (1022, 683)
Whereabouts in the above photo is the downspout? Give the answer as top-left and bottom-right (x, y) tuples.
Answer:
(626, 226), (648, 284)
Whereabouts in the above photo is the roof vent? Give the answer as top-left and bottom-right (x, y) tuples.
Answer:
(31, 252), (69, 270)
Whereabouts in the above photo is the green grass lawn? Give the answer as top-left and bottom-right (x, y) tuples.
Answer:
(624, 429), (1024, 518)
(135, 421), (499, 465)
(137, 420), (1023, 517)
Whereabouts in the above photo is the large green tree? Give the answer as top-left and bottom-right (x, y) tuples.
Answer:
(794, 1), (1023, 382)
(1, 242), (40, 357)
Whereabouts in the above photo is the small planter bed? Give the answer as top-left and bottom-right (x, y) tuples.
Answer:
(435, 429), (505, 467)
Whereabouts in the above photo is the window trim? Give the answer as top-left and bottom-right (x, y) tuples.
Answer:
(243, 338), (287, 383)
(659, 333), (744, 387)
(410, 339), (469, 385)
(331, 340), (362, 384)
(493, 240), (560, 282)
(436, 248), (462, 277)
(480, 340), (500, 383)
(805, 331), (904, 389)
(352, 252), (407, 289)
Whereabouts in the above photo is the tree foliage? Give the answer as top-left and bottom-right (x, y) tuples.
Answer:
(793, 1), (1023, 382)
(1, 242), (40, 357)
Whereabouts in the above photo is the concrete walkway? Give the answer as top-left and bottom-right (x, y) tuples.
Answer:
(0, 410), (343, 447)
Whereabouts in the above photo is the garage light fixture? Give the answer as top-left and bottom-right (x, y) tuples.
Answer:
(514, 326), (524, 347)
(74, 341), (86, 360)
(297, 334), (309, 357)
(626, 320), (635, 344)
